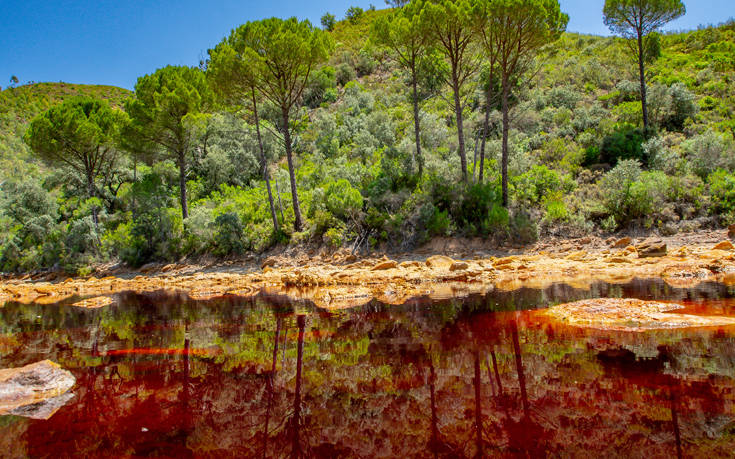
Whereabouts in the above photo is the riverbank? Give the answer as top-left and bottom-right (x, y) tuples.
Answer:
(2, 229), (734, 312)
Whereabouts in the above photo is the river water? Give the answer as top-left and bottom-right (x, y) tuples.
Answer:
(1, 278), (735, 458)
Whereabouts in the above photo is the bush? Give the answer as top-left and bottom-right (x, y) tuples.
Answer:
(324, 179), (364, 220)
(212, 212), (246, 256)
(598, 128), (647, 166)
(345, 6), (364, 24)
(682, 130), (733, 178)
(709, 169), (735, 221)
(512, 165), (574, 207)
(335, 63), (356, 87)
(598, 159), (643, 226)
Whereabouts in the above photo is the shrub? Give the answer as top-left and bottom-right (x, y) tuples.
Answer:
(598, 159), (643, 226)
(709, 169), (735, 222)
(324, 179), (364, 220)
(598, 128), (647, 166)
(212, 212), (246, 256)
(682, 130), (733, 178)
(335, 63), (356, 87)
(345, 6), (364, 24)
(512, 165), (574, 207)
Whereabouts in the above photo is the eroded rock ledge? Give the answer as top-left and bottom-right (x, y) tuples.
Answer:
(544, 298), (735, 332)
(1, 238), (734, 310)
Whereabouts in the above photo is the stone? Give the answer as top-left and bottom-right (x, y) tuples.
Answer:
(371, 260), (398, 271)
(713, 240), (734, 251)
(0, 360), (75, 418)
(545, 298), (735, 331)
(425, 255), (454, 269)
(729, 224), (735, 239)
(261, 257), (278, 269)
(611, 237), (632, 248)
(636, 240), (667, 258)
(449, 262), (469, 272)
(564, 251), (588, 261)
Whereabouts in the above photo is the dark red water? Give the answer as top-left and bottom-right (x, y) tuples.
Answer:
(2, 279), (735, 458)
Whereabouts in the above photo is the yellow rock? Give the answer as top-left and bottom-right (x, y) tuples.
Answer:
(713, 240), (734, 251)
(425, 255), (454, 269)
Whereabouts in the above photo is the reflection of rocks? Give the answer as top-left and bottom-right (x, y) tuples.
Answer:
(544, 298), (735, 331)
(0, 360), (76, 418)
(6, 392), (75, 420)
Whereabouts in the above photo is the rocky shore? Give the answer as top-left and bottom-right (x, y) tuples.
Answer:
(2, 230), (734, 320)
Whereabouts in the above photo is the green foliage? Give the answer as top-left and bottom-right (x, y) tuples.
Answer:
(709, 169), (735, 222)
(598, 128), (647, 166)
(321, 13), (336, 31)
(24, 96), (128, 194)
(324, 179), (364, 220)
(346, 6), (364, 25)
(212, 212), (246, 256)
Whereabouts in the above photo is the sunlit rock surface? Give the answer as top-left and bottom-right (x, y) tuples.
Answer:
(1, 237), (735, 312)
(545, 298), (735, 331)
(0, 360), (76, 419)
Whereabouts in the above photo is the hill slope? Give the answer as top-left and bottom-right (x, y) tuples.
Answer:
(0, 83), (132, 180)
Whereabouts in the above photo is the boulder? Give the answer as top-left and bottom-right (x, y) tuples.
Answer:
(610, 237), (632, 248)
(425, 255), (454, 269)
(0, 360), (75, 419)
(261, 257), (278, 269)
(636, 240), (667, 258)
(449, 262), (469, 272)
(371, 260), (398, 271)
(713, 240), (734, 251)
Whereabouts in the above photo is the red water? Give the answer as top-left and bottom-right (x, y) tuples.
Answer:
(1, 279), (735, 458)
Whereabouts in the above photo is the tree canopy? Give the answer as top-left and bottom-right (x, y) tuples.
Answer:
(124, 65), (212, 219)
(230, 17), (332, 232)
(476, 0), (568, 205)
(24, 96), (128, 225)
(603, 0), (686, 129)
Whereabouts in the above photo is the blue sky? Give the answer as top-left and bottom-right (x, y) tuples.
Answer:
(1, 0), (732, 90)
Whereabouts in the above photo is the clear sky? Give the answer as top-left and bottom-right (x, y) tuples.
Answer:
(1, 0), (732, 90)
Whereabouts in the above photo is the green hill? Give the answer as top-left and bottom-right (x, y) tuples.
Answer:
(1, 10), (735, 274)
(0, 82), (131, 180)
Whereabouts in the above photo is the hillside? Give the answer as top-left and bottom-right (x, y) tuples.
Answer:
(0, 83), (131, 180)
(1, 10), (734, 275)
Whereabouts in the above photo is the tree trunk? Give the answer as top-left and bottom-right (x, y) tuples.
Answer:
(451, 70), (468, 183)
(411, 73), (423, 177)
(511, 319), (529, 418)
(281, 107), (303, 232)
(473, 351), (483, 458)
(252, 90), (280, 234)
(86, 168), (99, 229)
(501, 75), (510, 207)
(291, 315), (306, 458)
(178, 150), (188, 220)
(479, 87), (491, 183)
(637, 30), (649, 131)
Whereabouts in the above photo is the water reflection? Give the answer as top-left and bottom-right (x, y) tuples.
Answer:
(0, 279), (734, 457)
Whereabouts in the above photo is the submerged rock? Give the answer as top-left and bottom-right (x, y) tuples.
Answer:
(0, 360), (76, 419)
(544, 298), (735, 332)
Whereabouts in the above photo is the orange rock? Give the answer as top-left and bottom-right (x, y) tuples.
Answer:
(713, 240), (734, 251)
(611, 237), (632, 248)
